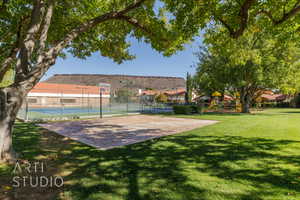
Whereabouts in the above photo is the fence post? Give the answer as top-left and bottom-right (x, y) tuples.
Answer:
(81, 88), (84, 111)
(127, 94), (129, 113)
(109, 95), (112, 113)
(87, 93), (90, 114)
(60, 91), (63, 116)
(99, 91), (103, 118)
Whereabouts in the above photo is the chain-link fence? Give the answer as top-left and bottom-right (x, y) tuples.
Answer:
(17, 83), (176, 121)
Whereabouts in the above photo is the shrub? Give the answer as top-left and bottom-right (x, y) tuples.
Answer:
(276, 102), (290, 108)
(262, 102), (277, 108)
(295, 95), (300, 108)
(190, 105), (203, 114)
(173, 105), (193, 114)
(173, 105), (203, 115)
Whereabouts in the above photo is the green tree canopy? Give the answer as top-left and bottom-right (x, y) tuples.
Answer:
(0, 0), (193, 84)
(164, 0), (300, 39)
(195, 25), (300, 113)
(155, 93), (168, 103)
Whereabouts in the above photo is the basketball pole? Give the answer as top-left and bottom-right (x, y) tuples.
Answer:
(100, 90), (103, 118)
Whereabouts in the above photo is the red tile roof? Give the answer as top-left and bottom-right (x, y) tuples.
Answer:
(263, 90), (274, 95)
(30, 82), (110, 95)
(164, 89), (186, 96)
(224, 95), (234, 101)
(142, 88), (186, 96)
(261, 94), (287, 101)
(142, 90), (158, 95)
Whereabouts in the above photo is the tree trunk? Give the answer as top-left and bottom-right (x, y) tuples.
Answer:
(240, 91), (251, 113)
(241, 99), (250, 113)
(0, 86), (24, 163)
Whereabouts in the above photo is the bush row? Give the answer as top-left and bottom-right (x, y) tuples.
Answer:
(173, 105), (203, 115)
(260, 102), (291, 108)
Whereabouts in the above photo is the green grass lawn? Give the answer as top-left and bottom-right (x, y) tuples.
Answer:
(1, 108), (300, 200)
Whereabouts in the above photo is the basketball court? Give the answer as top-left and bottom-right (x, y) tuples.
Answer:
(39, 115), (218, 150)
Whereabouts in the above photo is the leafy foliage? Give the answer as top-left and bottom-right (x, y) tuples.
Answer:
(194, 25), (300, 112)
(0, 67), (14, 87)
(195, 25), (300, 95)
(155, 93), (168, 103)
(163, 0), (300, 39)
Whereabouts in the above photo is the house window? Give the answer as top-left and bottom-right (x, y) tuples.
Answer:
(27, 98), (37, 104)
(60, 98), (76, 104)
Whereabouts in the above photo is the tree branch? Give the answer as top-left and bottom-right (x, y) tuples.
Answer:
(256, 10), (276, 23)
(234, 0), (256, 37)
(274, 4), (300, 25)
(215, 0), (257, 38)
(118, 0), (147, 15)
(258, 0), (300, 25)
(36, 0), (55, 63)
(214, 15), (235, 35)
(116, 14), (154, 38)
(16, 0), (45, 78)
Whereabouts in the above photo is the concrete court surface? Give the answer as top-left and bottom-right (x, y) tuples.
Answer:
(39, 115), (218, 150)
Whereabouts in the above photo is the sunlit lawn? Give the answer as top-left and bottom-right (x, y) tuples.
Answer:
(1, 108), (300, 200)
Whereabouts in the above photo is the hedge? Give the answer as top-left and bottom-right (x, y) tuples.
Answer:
(173, 105), (203, 115)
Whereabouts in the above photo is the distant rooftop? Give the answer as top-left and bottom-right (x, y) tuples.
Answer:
(30, 82), (109, 95)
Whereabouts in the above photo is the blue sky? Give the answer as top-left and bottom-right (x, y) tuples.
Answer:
(42, 37), (203, 81)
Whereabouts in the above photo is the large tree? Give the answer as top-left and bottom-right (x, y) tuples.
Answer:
(0, 0), (195, 162)
(166, 0), (300, 39)
(195, 26), (300, 113)
(193, 47), (231, 98)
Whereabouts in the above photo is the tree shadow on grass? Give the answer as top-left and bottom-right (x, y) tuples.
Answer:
(53, 133), (300, 199)
(280, 111), (300, 114)
(2, 123), (300, 200)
